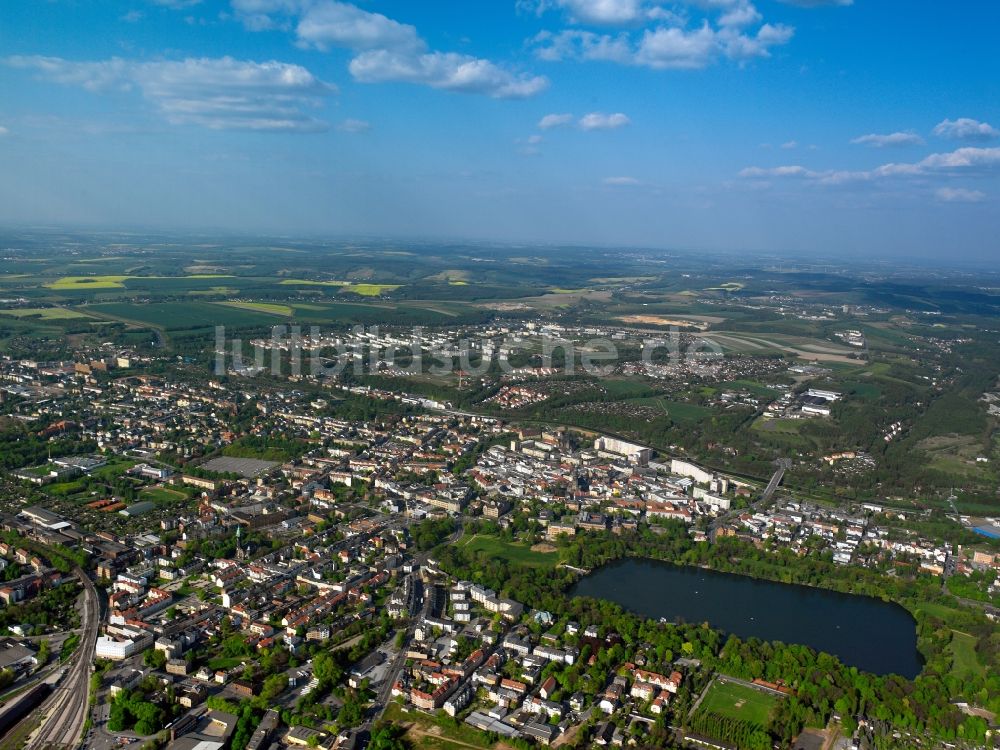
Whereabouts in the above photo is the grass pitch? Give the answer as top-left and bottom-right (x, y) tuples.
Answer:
(697, 679), (780, 727)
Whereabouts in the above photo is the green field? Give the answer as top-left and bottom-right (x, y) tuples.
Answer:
(629, 397), (712, 422)
(947, 631), (986, 678)
(44, 275), (131, 289)
(278, 278), (349, 287)
(343, 283), (401, 296)
(753, 417), (805, 435)
(697, 678), (780, 726)
(276, 279), (401, 296)
(456, 533), (559, 568)
(218, 301), (294, 316)
(0, 307), (91, 320)
(86, 301), (284, 330)
(383, 702), (497, 750)
(140, 487), (189, 504)
(89, 458), (138, 481)
(288, 300), (469, 325)
(44, 274), (233, 290)
(718, 380), (782, 400)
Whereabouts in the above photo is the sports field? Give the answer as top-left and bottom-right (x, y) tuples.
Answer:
(697, 679), (780, 726)
(139, 487), (189, 504)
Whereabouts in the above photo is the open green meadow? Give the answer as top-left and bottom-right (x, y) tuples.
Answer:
(456, 533), (559, 568)
(947, 631), (987, 678)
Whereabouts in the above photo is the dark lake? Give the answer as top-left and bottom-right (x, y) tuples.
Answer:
(569, 558), (922, 678)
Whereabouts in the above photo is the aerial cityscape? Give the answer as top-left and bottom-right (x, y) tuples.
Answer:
(0, 2), (998, 750)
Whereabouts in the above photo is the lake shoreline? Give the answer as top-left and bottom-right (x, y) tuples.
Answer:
(569, 556), (923, 678)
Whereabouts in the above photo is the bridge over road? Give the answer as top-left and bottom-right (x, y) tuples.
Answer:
(708, 458), (789, 542)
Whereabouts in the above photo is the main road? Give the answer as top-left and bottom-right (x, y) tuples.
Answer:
(369, 519), (464, 726)
(20, 568), (100, 750)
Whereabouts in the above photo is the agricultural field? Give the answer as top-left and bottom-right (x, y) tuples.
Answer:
(342, 283), (401, 296)
(44, 275), (131, 289)
(700, 331), (860, 363)
(43, 274), (234, 291)
(0, 307), (91, 320)
(218, 301), (294, 317)
(85, 301), (286, 330)
(278, 278), (349, 287)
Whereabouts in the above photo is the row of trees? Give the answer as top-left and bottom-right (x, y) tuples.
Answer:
(689, 711), (770, 750)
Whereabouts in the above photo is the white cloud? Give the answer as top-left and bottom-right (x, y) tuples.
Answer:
(5, 56), (133, 93)
(349, 50), (547, 99)
(739, 146), (1000, 187)
(5, 55), (334, 131)
(515, 135), (543, 156)
(232, 0), (547, 99)
(739, 165), (814, 178)
(579, 112), (631, 130)
(780, 140), (797, 149)
(0, 126), (8, 136)
(528, 0), (663, 25)
(719, 1), (762, 28)
(935, 187), (986, 203)
(933, 118), (999, 142)
(850, 131), (924, 148)
(777, 0), (852, 6)
(150, 0), (203, 8)
(634, 24), (720, 68)
(293, 1), (423, 52)
(532, 30), (633, 64)
(533, 19), (792, 69)
(121, 10), (145, 22)
(538, 112), (574, 129)
(337, 118), (370, 133)
(537, 112), (631, 132)
(919, 146), (1000, 170)
(604, 175), (640, 185)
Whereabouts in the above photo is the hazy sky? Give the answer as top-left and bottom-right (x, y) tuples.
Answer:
(1, 0), (998, 259)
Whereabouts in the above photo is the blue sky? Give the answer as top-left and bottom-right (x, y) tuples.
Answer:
(0, 0), (998, 260)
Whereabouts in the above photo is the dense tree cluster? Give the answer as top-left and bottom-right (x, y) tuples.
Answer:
(108, 689), (167, 736)
(412, 516), (456, 551)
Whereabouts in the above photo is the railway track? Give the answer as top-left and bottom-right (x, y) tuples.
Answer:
(18, 569), (99, 750)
